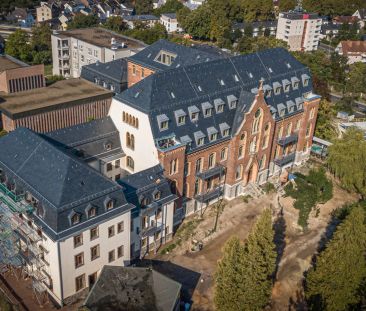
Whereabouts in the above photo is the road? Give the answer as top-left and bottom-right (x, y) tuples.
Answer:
(0, 24), (32, 39)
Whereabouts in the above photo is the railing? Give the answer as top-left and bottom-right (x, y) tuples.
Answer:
(274, 153), (296, 167)
(278, 133), (298, 146)
(195, 185), (224, 203)
(196, 165), (225, 180)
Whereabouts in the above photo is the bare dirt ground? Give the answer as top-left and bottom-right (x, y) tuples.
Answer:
(153, 176), (358, 310)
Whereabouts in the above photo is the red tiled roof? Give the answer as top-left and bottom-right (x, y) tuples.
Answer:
(340, 41), (366, 55)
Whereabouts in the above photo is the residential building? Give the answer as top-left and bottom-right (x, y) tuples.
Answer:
(0, 54), (45, 93)
(109, 47), (320, 217)
(333, 15), (362, 28)
(160, 13), (182, 33)
(80, 58), (128, 93)
(119, 165), (177, 258)
(353, 8), (366, 27)
(127, 39), (225, 87)
(320, 23), (340, 40)
(0, 128), (134, 306)
(36, 2), (61, 23)
(336, 41), (366, 64)
(123, 15), (160, 29)
(51, 28), (146, 78)
(276, 7), (322, 51)
(0, 79), (113, 133)
(6, 7), (35, 28)
(44, 117), (126, 181)
(83, 266), (181, 311)
(233, 21), (277, 37)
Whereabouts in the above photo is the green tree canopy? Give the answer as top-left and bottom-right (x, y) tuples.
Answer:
(305, 205), (366, 310)
(67, 14), (100, 29)
(135, 0), (153, 15)
(104, 16), (128, 32)
(327, 128), (366, 198)
(303, 0), (366, 16)
(314, 99), (337, 141)
(154, 0), (183, 16)
(214, 209), (276, 311)
(345, 62), (366, 97)
(125, 23), (167, 45)
(5, 29), (31, 62)
(279, 0), (296, 11)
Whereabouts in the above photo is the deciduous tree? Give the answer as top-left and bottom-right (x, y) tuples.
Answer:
(5, 29), (31, 62)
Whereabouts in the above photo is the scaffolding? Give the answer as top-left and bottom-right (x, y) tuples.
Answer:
(0, 182), (49, 306)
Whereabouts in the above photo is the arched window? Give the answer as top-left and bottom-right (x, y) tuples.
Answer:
(235, 165), (243, 180)
(126, 132), (131, 147)
(306, 123), (312, 137)
(238, 145), (244, 159)
(170, 159), (178, 175)
(250, 137), (257, 153)
(170, 180), (177, 194)
(123, 112), (126, 122)
(259, 155), (266, 170)
(106, 200), (114, 210)
(154, 191), (161, 200)
(136, 118), (139, 129)
(286, 123), (292, 137)
(71, 213), (80, 225)
(262, 123), (270, 149)
(208, 153), (216, 169)
(132, 116), (136, 127)
(252, 109), (262, 134)
(127, 156), (134, 171)
(130, 134), (135, 150)
(195, 158), (203, 173)
(278, 126), (283, 139)
(220, 148), (228, 161)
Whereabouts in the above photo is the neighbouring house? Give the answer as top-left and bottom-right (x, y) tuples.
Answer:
(126, 39), (225, 87)
(353, 8), (366, 28)
(233, 21), (277, 37)
(123, 14), (160, 29)
(276, 6), (322, 51)
(109, 47), (320, 218)
(51, 27), (146, 78)
(160, 13), (182, 33)
(336, 40), (366, 64)
(82, 266), (181, 311)
(36, 1), (61, 23)
(320, 23), (341, 40)
(0, 54), (45, 94)
(58, 12), (72, 30)
(333, 15), (363, 28)
(6, 7), (35, 28)
(0, 79), (113, 133)
(80, 58), (128, 93)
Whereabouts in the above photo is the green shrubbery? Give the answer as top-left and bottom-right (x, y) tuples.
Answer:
(263, 182), (275, 194)
(284, 168), (333, 229)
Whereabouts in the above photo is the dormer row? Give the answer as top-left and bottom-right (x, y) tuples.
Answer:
(157, 95), (238, 131)
(271, 97), (304, 119)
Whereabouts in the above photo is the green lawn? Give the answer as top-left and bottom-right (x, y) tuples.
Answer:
(44, 64), (53, 77)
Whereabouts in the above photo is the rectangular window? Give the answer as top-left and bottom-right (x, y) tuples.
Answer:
(90, 245), (100, 261)
(161, 121), (168, 130)
(106, 163), (113, 172)
(75, 274), (85, 292)
(204, 108), (212, 117)
(178, 115), (185, 125)
(198, 137), (204, 146)
(108, 250), (115, 263)
(191, 112), (198, 121)
(74, 253), (84, 268)
(117, 221), (124, 233)
(117, 245), (124, 258)
(90, 226), (99, 240)
(115, 160), (120, 168)
(132, 65), (136, 75)
(108, 225), (115, 238)
(223, 129), (230, 137)
(74, 234), (83, 248)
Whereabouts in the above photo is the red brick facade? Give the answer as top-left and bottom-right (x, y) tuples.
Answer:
(127, 61), (155, 88)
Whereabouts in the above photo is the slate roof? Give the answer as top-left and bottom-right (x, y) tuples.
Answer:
(83, 266), (181, 311)
(117, 48), (316, 153)
(161, 13), (177, 19)
(124, 14), (159, 21)
(128, 39), (224, 72)
(119, 165), (176, 214)
(0, 128), (131, 241)
(80, 58), (128, 84)
(44, 117), (124, 163)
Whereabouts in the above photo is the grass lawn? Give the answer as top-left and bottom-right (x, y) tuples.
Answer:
(44, 64), (53, 77)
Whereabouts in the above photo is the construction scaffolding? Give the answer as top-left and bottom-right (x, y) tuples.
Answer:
(0, 182), (49, 306)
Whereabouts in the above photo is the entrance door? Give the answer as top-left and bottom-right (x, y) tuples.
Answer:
(88, 272), (98, 289)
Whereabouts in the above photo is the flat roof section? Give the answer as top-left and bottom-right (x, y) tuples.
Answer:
(54, 27), (147, 50)
(0, 78), (113, 117)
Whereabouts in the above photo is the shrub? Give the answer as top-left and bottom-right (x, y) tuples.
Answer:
(263, 182), (276, 194)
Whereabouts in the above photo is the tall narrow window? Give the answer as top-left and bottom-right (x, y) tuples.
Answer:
(208, 153), (216, 169)
(127, 156), (134, 171)
(170, 159), (178, 175)
(235, 165), (243, 180)
(195, 158), (203, 173)
(252, 109), (262, 134)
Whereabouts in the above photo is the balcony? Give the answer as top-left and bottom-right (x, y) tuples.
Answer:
(195, 186), (224, 203)
(196, 165), (225, 180)
(278, 133), (298, 147)
(140, 222), (163, 237)
(274, 153), (296, 167)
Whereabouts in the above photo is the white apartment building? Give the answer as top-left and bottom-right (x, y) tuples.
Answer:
(276, 9), (322, 51)
(160, 13), (182, 33)
(51, 27), (146, 78)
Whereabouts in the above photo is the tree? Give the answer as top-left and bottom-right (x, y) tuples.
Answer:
(346, 62), (366, 97)
(214, 209), (276, 311)
(104, 16), (127, 32)
(154, 0), (183, 16)
(244, 25), (253, 37)
(314, 100), (337, 141)
(31, 24), (52, 64)
(327, 128), (366, 199)
(305, 206), (366, 310)
(67, 14), (99, 29)
(279, 0), (296, 11)
(214, 236), (245, 311)
(176, 6), (191, 31)
(5, 29), (31, 62)
(124, 23), (167, 45)
(135, 0), (153, 15)
(240, 208), (276, 310)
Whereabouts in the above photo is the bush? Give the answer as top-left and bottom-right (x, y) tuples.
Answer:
(242, 195), (252, 203)
(160, 243), (177, 254)
(285, 168), (333, 229)
(263, 182), (275, 194)
(45, 75), (64, 86)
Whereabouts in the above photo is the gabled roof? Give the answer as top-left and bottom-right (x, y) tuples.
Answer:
(128, 39), (224, 72)
(340, 40), (366, 55)
(83, 266), (181, 311)
(117, 48), (313, 152)
(80, 58), (128, 83)
(0, 128), (130, 240)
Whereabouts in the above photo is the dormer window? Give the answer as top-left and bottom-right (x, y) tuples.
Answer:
(71, 213), (80, 225)
(198, 138), (204, 146)
(283, 79), (291, 93)
(263, 85), (272, 98)
(202, 102), (213, 118)
(188, 105), (200, 122)
(178, 116), (185, 124)
(106, 200), (114, 210)
(154, 191), (161, 200)
(214, 98), (225, 113)
(191, 112), (198, 121)
(154, 50), (177, 66)
(194, 131), (206, 146)
(277, 103), (286, 118)
(287, 100), (295, 114)
(174, 109), (186, 126)
(208, 127), (218, 142)
(291, 77), (300, 90)
(273, 82), (281, 95)
(157, 114), (169, 131)
(227, 95), (238, 109)
(88, 207), (96, 218)
(219, 123), (231, 137)
(302, 73), (310, 87)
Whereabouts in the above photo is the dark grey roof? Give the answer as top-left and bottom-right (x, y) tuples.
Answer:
(128, 39), (223, 72)
(124, 14), (159, 21)
(80, 58), (127, 83)
(119, 165), (176, 211)
(0, 128), (131, 241)
(117, 48), (315, 152)
(161, 13), (177, 19)
(84, 266), (181, 311)
(44, 117), (124, 163)
(280, 10), (319, 20)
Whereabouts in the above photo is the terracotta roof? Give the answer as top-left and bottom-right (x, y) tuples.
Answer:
(340, 41), (366, 55)
(333, 16), (360, 24)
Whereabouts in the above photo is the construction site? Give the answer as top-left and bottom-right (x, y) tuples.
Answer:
(0, 181), (51, 308)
